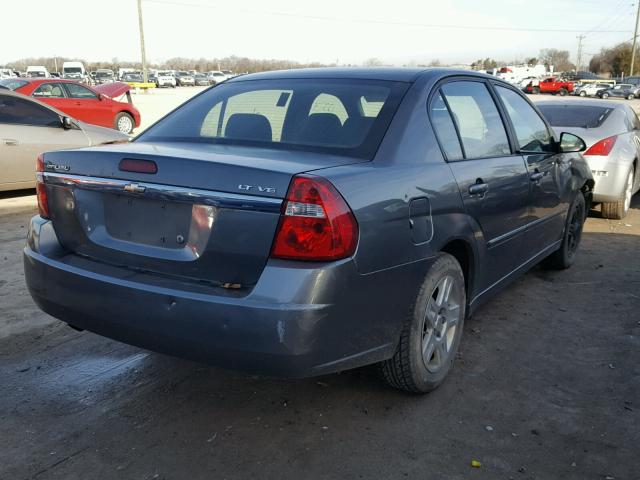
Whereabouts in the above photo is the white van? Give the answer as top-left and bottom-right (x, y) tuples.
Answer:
(26, 66), (50, 78)
(62, 61), (88, 83)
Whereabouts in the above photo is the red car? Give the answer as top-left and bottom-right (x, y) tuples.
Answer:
(4, 78), (141, 134)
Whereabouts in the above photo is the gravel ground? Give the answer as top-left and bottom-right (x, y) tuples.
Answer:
(0, 88), (639, 479)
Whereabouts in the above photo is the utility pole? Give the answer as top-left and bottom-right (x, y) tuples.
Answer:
(631, 1), (640, 76)
(576, 35), (585, 72)
(137, 0), (148, 83)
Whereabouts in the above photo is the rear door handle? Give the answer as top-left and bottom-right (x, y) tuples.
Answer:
(530, 171), (545, 182)
(468, 182), (489, 196)
(2, 138), (18, 146)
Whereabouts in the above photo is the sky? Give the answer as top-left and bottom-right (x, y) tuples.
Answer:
(1, 0), (637, 66)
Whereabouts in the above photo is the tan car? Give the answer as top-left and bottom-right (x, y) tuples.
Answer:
(0, 90), (129, 191)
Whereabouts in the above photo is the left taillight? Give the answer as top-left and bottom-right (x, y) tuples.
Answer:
(36, 154), (50, 219)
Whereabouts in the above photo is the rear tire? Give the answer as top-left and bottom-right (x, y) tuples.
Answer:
(558, 88), (568, 96)
(114, 112), (134, 134)
(543, 193), (586, 270)
(602, 92), (609, 99)
(579, 91), (587, 97)
(532, 87), (540, 94)
(628, 94), (635, 100)
(601, 167), (634, 219)
(381, 253), (466, 394)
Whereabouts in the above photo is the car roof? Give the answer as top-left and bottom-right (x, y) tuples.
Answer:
(226, 67), (494, 84)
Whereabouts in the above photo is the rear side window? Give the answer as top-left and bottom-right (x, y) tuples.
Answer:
(495, 86), (554, 153)
(441, 81), (511, 159)
(140, 79), (409, 159)
(0, 95), (60, 127)
(33, 82), (66, 98)
(429, 92), (463, 160)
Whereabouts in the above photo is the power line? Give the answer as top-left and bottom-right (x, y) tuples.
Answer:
(142, 0), (632, 34)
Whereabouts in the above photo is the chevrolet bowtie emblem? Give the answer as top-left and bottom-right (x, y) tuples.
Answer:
(123, 183), (146, 194)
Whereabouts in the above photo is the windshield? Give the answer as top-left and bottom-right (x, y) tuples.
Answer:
(96, 71), (112, 78)
(0, 78), (28, 90)
(138, 78), (408, 159)
(64, 67), (82, 74)
(538, 104), (613, 128)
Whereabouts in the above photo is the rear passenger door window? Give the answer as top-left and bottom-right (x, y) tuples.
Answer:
(440, 81), (511, 158)
(494, 86), (554, 153)
(64, 83), (98, 99)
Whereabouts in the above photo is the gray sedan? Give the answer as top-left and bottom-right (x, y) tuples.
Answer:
(25, 69), (593, 393)
(538, 100), (640, 218)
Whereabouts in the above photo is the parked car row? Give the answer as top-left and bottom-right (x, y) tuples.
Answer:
(0, 77), (141, 134)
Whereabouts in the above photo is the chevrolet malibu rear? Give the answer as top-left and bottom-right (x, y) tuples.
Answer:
(24, 69), (592, 393)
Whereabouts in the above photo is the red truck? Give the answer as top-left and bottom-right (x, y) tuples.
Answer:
(524, 77), (575, 96)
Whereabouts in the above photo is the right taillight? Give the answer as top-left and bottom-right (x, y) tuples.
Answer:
(584, 135), (617, 156)
(36, 154), (50, 219)
(271, 174), (358, 261)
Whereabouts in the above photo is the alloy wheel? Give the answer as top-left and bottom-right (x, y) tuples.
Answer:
(420, 275), (462, 373)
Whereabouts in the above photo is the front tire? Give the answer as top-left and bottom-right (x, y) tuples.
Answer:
(579, 91), (587, 97)
(543, 192), (586, 270)
(601, 167), (634, 219)
(532, 87), (540, 94)
(382, 253), (466, 393)
(602, 92), (609, 99)
(115, 112), (134, 134)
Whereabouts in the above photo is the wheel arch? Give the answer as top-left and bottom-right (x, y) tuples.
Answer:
(117, 110), (137, 127)
(440, 238), (476, 302)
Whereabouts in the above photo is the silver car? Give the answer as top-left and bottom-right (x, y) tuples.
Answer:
(0, 90), (129, 191)
(538, 100), (640, 218)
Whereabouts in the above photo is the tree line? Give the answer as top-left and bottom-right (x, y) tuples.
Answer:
(5, 44), (638, 77)
(3, 55), (334, 74)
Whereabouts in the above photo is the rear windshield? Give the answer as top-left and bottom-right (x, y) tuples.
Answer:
(138, 78), (408, 159)
(0, 79), (28, 90)
(538, 104), (613, 129)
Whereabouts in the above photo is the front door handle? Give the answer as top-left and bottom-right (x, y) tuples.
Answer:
(2, 138), (18, 146)
(468, 182), (489, 196)
(530, 171), (545, 182)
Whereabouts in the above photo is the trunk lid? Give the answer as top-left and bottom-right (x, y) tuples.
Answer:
(42, 141), (365, 289)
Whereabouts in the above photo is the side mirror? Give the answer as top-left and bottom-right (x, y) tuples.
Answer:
(97, 93), (103, 101)
(60, 116), (77, 130)
(559, 132), (586, 153)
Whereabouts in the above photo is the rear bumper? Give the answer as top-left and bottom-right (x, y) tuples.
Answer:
(584, 155), (633, 203)
(24, 216), (430, 377)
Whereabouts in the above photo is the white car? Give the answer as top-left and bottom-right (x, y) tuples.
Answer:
(155, 71), (176, 88)
(0, 90), (128, 191)
(575, 83), (613, 97)
(206, 71), (227, 84)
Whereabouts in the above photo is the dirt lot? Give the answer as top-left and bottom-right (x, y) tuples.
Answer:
(1, 90), (639, 479)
